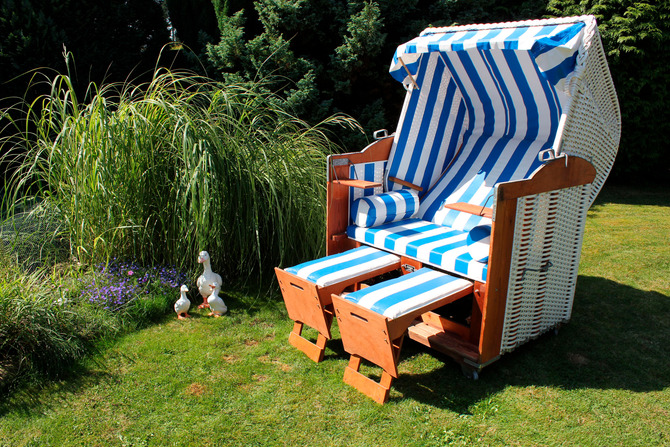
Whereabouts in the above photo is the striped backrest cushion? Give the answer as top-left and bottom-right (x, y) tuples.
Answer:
(418, 48), (562, 231)
(348, 161), (386, 217)
(385, 52), (467, 196)
(351, 189), (420, 228)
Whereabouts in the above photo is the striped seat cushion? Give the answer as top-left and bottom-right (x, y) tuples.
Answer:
(351, 189), (420, 228)
(344, 268), (473, 319)
(347, 218), (488, 283)
(285, 246), (400, 287)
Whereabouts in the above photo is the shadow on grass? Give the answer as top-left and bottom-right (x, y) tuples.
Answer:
(0, 283), (288, 416)
(391, 275), (670, 411)
(593, 184), (670, 208)
(0, 360), (116, 418)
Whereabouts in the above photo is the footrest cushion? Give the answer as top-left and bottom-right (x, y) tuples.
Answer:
(285, 246), (400, 287)
(344, 268), (473, 319)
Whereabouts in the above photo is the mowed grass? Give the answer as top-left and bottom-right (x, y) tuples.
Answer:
(1, 185), (669, 447)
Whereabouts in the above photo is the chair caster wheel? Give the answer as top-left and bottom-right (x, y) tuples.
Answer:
(461, 365), (479, 380)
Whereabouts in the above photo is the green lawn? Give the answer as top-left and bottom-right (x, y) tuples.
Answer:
(1, 185), (669, 446)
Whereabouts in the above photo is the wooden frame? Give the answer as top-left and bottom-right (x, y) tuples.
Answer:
(327, 156), (596, 401)
(274, 256), (400, 362)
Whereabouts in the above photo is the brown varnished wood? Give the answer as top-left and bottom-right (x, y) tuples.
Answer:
(343, 355), (394, 404)
(332, 283), (473, 402)
(388, 176), (424, 192)
(333, 179), (382, 189)
(498, 156), (596, 200)
(326, 181), (355, 255)
(419, 312), (471, 341)
(443, 202), (493, 219)
(400, 256), (423, 275)
(406, 322), (480, 364)
(275, 258), (401, 362)
(478, 192), (517, 363)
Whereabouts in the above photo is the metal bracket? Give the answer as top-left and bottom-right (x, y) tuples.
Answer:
(331, 158), (352, 167)
(520, 261), (553, 280)
(401, 264), (416, 273)
(373, 129), (388, 140)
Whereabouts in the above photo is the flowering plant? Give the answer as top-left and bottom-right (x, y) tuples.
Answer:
(81, 260), (187, 311)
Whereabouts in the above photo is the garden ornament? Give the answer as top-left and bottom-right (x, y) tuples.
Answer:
(207, 282), (228, 317)
(174, 284), (191, 319)
(196, 250), (222, 309)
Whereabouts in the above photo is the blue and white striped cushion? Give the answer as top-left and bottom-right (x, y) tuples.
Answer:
(467, 224), (491, 263)
(351, 189), (420, 228)
(285, 246), (399, 287)
(344, 268), (472, 319)
(418, 47), (561, 230)
(347, 219), (488, 283)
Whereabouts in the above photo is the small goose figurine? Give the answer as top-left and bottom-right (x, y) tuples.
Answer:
(174, 285), (191, 319)
(196, 250), (222, 309)
(207, 282), (228, 317)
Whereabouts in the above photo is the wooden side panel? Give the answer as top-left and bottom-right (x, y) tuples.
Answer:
(477, 157), (596, 364)
(333, 295), (400, 377)
(275, 268), (332, 337)
(326, 181), (356, 255)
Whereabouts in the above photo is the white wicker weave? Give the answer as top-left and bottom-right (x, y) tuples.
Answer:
(499, 16), (621, 354)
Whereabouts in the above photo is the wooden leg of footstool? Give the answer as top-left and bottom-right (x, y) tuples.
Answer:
(343, 355), (393, 404)
(288, 321), (327, 363)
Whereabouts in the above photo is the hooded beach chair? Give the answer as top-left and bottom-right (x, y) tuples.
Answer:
(278, 15), (620, 403)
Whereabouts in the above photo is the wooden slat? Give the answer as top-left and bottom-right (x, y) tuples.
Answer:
(388, 176), (423, 192)
(443, 202), (493, 218)
(333, 179), (382, 189)
(406, 322), (479, 363)
(419, 312), (470, 341)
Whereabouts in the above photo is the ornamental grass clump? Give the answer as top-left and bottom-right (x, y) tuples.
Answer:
(0, 250), (118, 392)
(1, 62), (360, 280)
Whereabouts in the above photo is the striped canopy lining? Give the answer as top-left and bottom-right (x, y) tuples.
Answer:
(385, 20), (586, 232)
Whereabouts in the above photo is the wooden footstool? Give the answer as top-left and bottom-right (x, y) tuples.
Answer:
(275, 246), (401, 362)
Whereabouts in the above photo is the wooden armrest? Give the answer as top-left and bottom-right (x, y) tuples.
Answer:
(443, 202), (493, 219)
(388, 176), (423, 192)
(333, 179), (382, 189)
(498, 156), (596, 200)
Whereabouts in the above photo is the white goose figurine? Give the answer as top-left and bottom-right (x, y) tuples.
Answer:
(196, 250), (222, 309)
(174, 285), (191, 319)
(207, 282), (228, 317)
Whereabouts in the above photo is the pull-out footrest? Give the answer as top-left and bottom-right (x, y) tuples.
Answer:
(332, 268), (473, 403)
(275, 246), (401, 362)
